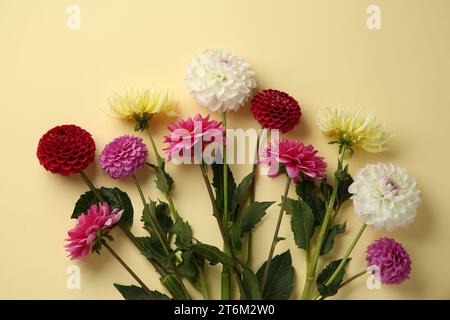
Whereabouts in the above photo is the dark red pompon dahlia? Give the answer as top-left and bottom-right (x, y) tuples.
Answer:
(37, 125), (96, 176)
(251, 89), (301, 133)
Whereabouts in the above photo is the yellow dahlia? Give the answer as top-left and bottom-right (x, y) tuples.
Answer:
(317, 107), (391, 153)
(107, 87), (177, 131)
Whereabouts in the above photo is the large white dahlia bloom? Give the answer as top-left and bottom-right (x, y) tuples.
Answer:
(349, 163), (421, 231)
(185, 49), (257, 113)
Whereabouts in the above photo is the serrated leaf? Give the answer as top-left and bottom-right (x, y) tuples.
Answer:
(191, 243), (234, 271)
(211, 163), (236, 218)
(320, 180), (333, 201)
(335, 171), (353, 210)
(320, 222), (346, 255)
(72, 187), (133, 229)
(230, 201), (274, 255)
(256, 250), (294, 300)
(148, 161), (175, 195)
(113, 284), (170, 300)
(295, 180), (326, 226)
(231, 172), (255, 214)
(137, 236), (166, 260)
(176, 249), (197, 280)
(172, 217), (192, 250)
(242, 267), (263, 300)
(316, 259), (351, 298)
(285, 199), (315, 250)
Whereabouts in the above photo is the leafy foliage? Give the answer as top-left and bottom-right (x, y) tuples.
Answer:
(242, 267), (263, 300)
(256, 250), (294, 300)
(316, 259), (351, 298)
(285, 198), (315, 250)
(211, 163), (236, 218)
(320, 222), (346, 255)
(147, 161), (174, 195)
(113, 284), (170, 300)
(191, 243), (234, 271)
(72, 187), (133, 229)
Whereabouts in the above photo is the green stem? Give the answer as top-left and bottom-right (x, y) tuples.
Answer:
(221, 112), (232, 300)
(261, 177), (291, 290)
(301, 145), (347, 300)
(339, 270), (367, 289)
(325, 223), (367, 287)
(102, 240), (156, 300)
(80, 171), (104, 202)
(147, 127), (163, 167)
(164, 191), (179, 221)
(246, 127), (262, 266)
(300, 245), (312, 300)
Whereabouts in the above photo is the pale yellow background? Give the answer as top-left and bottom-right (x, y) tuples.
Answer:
(1, 0), (449, 299)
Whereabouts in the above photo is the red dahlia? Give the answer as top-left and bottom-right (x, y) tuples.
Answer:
(37, 125), (96, 176)
(251, 89), (301, 133)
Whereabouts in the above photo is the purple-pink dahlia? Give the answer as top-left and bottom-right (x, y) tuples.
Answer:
(99, 135), (148, 179)
(259, 138), (327, 182)
(163, 113), (225, 162)
(251, 89), (301, 133)
(65, 203), (122, 260)
(366, 237), (412, 285)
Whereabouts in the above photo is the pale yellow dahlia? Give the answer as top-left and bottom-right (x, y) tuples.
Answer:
(107, 87), (177, 131)
(317, 107), (391, 153)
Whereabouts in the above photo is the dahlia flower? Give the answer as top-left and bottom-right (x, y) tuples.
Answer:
(185, 49), (257, 113)
(251, 89), (301, 133)
(99, 135), (148, 179)
(65, 202), (123, 260)
(107, 87), (177, 130)
(366, 237), (412, 285)
(37, 125), (96, 176)
(317, 107), (391, 153)
(259, 138), (327, 182)
(349, 163), (421, 231)
(163, 113), (225, 163)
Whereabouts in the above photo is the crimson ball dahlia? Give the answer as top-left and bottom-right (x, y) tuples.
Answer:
(251, 89), (301, 133)
(36, 125), (96, 176)
(366, 237), (412, 285)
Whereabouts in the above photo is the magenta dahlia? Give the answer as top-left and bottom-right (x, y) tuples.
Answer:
(366, 237), (412, 285)
(163, 113), (225, 162)
(37, 125), (96, 176)
(251, 89), (301, 133)
(260, 138), (327, 182)
(65, 203), (122, 260)
(99, 135), (148, 179)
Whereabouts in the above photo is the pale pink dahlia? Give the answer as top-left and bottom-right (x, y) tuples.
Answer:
(260, 139), (327, 182)
(366, 237), (412, 285)
(65, 203), (122, 260)
(99, 135), (148, 179)
(163, 113), (225, 162)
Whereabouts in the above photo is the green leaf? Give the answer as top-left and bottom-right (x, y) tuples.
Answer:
(191, 243), (234, 271)
(176, 249), (197, 280)
(320, 180), (333, 202)
(211, 163), (236, 217)
(137, 236), (166, 260)
(285, 199), (315, 250)
(335, 170), (353, 210)
(231, 172), (255, 214)
(256, 250), (294, 300)
(320, 222), (346, 255)
(72, 187), (133, 229)
(295, 179), (316, 202)
(148, 161), (174, 195)
(242, 267), (263, 300)
(316, 259), (351, 298)
(230, 201), (274, 255)
(172, 217), (192, 250)
(295, 180), (326, 226)
(113, 284), (170, 300)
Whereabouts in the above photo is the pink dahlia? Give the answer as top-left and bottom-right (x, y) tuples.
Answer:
(366, 237), (412, 285)
(163, 113), (225, 162)
(251, 89), (301, 133)
(65, 203), (122, 260)
(260, 138), (327, 182)
(99, 135), (148, 179)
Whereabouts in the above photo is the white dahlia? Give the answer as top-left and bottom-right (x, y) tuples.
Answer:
(185, 49), (257, 113)
(349, 163), (421, 231)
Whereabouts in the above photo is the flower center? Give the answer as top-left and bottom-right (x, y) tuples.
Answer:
(385, 178), (400, 195)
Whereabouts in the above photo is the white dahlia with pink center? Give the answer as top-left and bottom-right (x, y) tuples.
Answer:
(349, 163), (421, 231)
(185, 49), (257, 113)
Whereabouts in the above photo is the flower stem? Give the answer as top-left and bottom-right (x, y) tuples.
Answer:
(339, 270), (367, 289)
(80, 171), (104, 202)
(102, 240), (156, 300)
(221, 112), (232, 300)
(246, 128), (262, 266)
(146, 128), (163, 167)
(301, 145), (347, 299)
(312, 224), (367, 300)
(261, 177), (291, 290)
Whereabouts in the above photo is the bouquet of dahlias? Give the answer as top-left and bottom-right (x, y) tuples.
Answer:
(37, 49), (420, 300)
